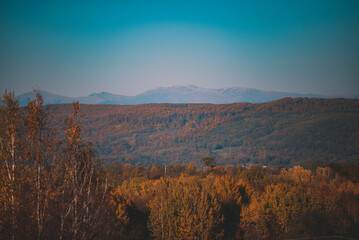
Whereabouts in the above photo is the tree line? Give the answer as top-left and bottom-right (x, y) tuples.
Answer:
(0, 91), (358, 239)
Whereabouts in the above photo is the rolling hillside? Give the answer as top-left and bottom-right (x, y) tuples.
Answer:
(45, 97), (359, 167)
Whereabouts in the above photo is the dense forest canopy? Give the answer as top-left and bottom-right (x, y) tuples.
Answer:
(1, 91), (359, 239)
(44, 97), (359, 167)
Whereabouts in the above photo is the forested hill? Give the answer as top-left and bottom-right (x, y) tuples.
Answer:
(47, 97), (359, 167)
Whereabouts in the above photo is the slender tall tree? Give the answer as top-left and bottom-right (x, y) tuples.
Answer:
(0, 90), (23, 240)
(24, 90), (54, 240)
(60, 101), (104, 240)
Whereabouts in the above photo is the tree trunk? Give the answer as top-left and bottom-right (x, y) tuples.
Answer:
(37, 164), (42, 240)
(11, 134), (15, 240)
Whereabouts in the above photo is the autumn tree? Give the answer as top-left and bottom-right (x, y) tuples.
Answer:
(185, 162), (197, 176)
(212, 175), (251, 239)
(239, 179), (356, 239)
(24, 90), (54, 240)
(201, 156), (216, 170)
(110, 185), (151, 239)
(148, 177), (223, 240)
(60, 102), (104, 239)
(0, 90), (23, 240)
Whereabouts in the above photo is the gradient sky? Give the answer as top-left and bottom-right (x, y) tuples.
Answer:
(0, 0), (358, 97)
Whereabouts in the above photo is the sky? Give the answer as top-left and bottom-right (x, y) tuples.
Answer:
(0, 0), (358, 97)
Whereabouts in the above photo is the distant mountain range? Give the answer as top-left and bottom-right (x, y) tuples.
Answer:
(17, 85), (354, 106)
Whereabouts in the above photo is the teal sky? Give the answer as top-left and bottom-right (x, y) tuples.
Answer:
(0, 0), (358, 97)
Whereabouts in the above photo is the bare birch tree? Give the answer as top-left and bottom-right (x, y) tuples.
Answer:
(24, 90), (55, 240)
(60, 102), (104, 240)
(0, 90), (23, 240)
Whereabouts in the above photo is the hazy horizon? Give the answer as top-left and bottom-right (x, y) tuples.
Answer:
(1, 1), (359, 97)
(13, 84), (358, 99)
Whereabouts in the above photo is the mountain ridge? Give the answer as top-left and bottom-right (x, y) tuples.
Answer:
(17, 85), (341, 106)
